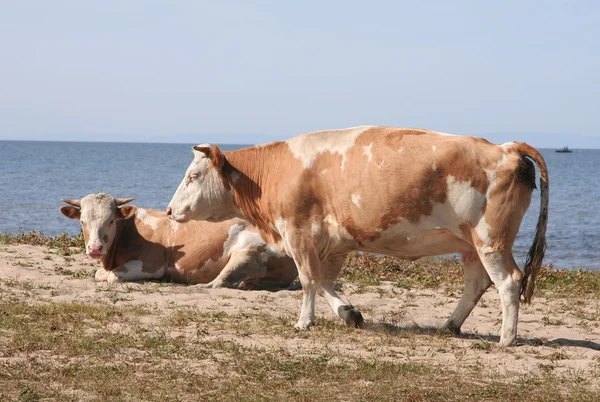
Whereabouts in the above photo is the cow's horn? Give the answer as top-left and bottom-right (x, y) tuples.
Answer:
(61, 198), (81, 207)
(115, 197), (135, 206)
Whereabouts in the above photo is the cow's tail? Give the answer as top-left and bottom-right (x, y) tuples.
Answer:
(516, 143), (549, 304)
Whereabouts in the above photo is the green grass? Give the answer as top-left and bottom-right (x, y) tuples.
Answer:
(0, 231), (85, 256)
(341, 253), (600, 299)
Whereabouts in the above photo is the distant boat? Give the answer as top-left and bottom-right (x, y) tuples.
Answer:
(556, 146), (573, 153)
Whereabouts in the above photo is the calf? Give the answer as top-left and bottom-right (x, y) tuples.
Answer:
(167, 126), (549, 345)
(60, 193), (297, 289)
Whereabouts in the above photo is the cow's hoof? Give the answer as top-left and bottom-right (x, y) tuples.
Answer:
(438, 323), (461, 337)
(199, 281), (222, 289)
(94, 268), (110, 282)
(294, 319), (316, 330)
(106, 272), (122, 284)
(499, 335), (517, 347)
(340, 305), (364, 329)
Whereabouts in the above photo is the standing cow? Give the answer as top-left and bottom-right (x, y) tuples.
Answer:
(60, 193), (297, 289)
(167, 126), (548, 346)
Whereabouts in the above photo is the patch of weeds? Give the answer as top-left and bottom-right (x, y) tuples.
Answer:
(541, 316), (564, 326)
(54, 267), (94, 279)
(470, 341), (492, 351)
(0, 232), (84, 256)
(18, 386), (39, 401)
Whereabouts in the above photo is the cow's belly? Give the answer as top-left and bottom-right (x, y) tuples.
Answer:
(358, 228), (473, 260)
(165, 255), (228, 284)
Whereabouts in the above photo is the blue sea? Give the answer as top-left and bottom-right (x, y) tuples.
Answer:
(1, 140), (598, 270)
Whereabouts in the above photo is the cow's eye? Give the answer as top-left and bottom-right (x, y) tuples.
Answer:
(190, 173), (198, 180)
(109, 220), (115, 225)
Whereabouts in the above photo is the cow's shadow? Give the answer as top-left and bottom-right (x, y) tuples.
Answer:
(362, 321), (600, 351)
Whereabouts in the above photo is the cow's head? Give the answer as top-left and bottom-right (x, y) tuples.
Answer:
(60, 193), (136, 259)
(167, 145), (237, 223)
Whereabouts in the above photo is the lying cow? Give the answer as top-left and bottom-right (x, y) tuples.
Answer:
(167, 126), (549, 346)
(60, 193), (297, 288)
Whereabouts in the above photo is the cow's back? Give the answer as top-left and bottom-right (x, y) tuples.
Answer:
(227, 127), (530, 258)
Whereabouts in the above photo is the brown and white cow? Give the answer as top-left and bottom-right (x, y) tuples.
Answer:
(167, 126), (549, 346)
(60, 193), (297, 289)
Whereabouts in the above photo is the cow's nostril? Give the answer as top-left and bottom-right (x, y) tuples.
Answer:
(166, 206), (172, 216)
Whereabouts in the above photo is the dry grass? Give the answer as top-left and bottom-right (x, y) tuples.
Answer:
(0, 296), (598, 401)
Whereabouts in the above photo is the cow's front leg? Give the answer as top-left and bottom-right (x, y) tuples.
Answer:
(95, 268), (110, 282)
(106, 260), (165, 284)
(290, 246), (321, 329)
(318, 254), (364, 328)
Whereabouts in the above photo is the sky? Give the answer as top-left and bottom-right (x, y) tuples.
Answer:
(0, 1), (599, 147)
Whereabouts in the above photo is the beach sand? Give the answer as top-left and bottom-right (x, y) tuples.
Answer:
(1, 244), (599, 399)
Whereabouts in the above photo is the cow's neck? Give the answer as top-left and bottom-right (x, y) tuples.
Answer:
(100, 218), (134, 271)
(224, 147), (283, 242)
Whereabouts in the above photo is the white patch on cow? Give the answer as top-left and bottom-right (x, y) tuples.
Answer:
(312, 221), (322, 236)
(445, 176), (486, 224)
(377, 160), (384, 169)
(434, 131), (458, 136)
(352, 193), (361, 208)
(432, 160), (437, 171)
(373, 176), (486, 257)
(222, 224), (248, 254)
(286, 126), (372, 169)
(398, 146), (404, 153)
(432, 145), (437, 152)
(275, 217), (294, 256)
(363, 143), (373, 163)
(107, 260), (165, 284)
(321, 169), (328, 175)
(501, 142), (514, 152)
(323, 215), (354, 245)
(136, 208), (160, 230)
(475, 217), (492, 247)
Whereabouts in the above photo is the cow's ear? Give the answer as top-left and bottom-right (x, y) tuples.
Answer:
(210, 145), (225, 170)
(193, 145), (211, 157)
(193, 145), (225, 170)
(119, 205), (137, 220)
(60, 206), (81, 220)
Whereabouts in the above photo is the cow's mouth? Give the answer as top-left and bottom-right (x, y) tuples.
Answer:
(88, 252), (104, 259)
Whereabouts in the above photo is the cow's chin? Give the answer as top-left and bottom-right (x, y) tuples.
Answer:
(88, 252), (104, 260)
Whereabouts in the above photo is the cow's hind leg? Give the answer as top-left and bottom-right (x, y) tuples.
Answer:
(440, 251), (492, 335)
(199, 252), (266, 289)
(478, 250), (522, 346)
(318, 255), (364, 328)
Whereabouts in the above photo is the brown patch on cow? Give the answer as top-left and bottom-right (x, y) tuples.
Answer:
(103, 235), (109, 243)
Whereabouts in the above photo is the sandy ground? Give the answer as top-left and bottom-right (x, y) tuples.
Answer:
(2, 244), (600, 387)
